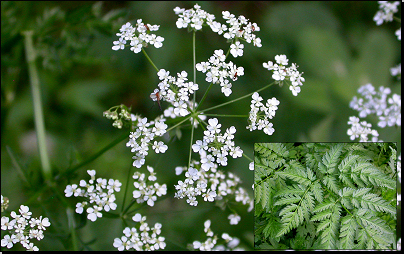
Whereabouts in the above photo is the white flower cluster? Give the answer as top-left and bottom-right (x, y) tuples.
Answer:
(246, 92), (280, 135)
(103, 104), (132, 129)
(196, 49), (244, 97)
(192, 220), (243, 251)
(373, 1), (400, 26)
(221, 10), (262, 55)
(347, 116), (380, 142)
(113, 213), (165, 251)
(174, 160), (253, 208)
(64, 170), (122, 222)
(132, 166), (167, 207)
(192, 118), (243, 170)
(1, 200), (51, 251)
(350, 83), (401, 128)
(263, 54), (305, 96)
(174, 4), (261, 58)
(153, 69), (199, 117)
(126, 114), (168, 168)
(112, 20), (164, 53)
(173, 3), (215, 31)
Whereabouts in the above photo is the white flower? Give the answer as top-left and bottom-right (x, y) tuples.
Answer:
(249, 162), (254, 170)
(230, 41), (244, 58)
(112, 37), (126, 51)
(152, 141), (168, 153)
(228, 214), (241, 225)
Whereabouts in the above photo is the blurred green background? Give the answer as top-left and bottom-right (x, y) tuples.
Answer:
(1, 1), (401, 251)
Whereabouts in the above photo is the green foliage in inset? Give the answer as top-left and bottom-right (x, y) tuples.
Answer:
(254, 143), (397, 250)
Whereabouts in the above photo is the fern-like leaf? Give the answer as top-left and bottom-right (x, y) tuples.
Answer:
(322, 143), (344, 173)
(339, 214), (357, 249)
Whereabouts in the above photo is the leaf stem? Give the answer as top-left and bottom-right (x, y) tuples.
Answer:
(22, 30), (52, 182)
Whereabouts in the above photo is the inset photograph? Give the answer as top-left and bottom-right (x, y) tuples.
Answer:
(254, 143), (398, 250)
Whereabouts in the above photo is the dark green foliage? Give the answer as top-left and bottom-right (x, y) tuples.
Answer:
(254, 143), (397, 250)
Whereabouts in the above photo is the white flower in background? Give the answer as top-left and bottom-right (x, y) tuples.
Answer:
(347, 116), (381, 142)
(373, 1), (400, 26)
(228, 214), (241, 225)
(349, 83), (401, 128)
(390, 63), (401, 78)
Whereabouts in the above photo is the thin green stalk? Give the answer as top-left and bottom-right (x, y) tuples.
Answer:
(203, 114), (248, 117)
(142, 48), (159, 72)
(166, 115), (192, 132)
(57, 131), (129, 179)
(187, 31), (197, 170)
(67, 207), (78, 251)
(201, 82), (275, 113)
(242, 152), (253, 162)
(195, 82), (214, 112)
(121, 163), (134, 213)
(22, 30), (52, 182)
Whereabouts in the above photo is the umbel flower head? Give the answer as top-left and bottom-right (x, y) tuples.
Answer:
(113, 213), (166, 251)
(196, 49), (244, 97)
(174, 4), (262, 58)
(349, 83), (401, 128)
(132, 166), (167, 207)
(126, 114), (168, 168)
(1, 198), (51, 251)
(263, 54), (305, 96)
(112, 20), (164, 53)
(247, 92), (280, 135)
(64, 170), (122, 222)
(192, 220), (243, 251)
(174, 158), (253, 209)
(153, 69), (199, 116)
(192, 118), (243, 171)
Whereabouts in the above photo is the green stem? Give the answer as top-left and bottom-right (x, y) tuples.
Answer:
(66, 207), (78, 251)
(121, 163), (133, 213)
(56, 131), (129, 179)
(242, 152), (253, 162)
(187, 31), (197, 170)
(203, 114), (248, 117)
(22, 30), (52, 182)
(201, 82), (275, 113)
(195, 82), (214, 112)
(142, 48), (159, 72)
(166, 116), (192, 132)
